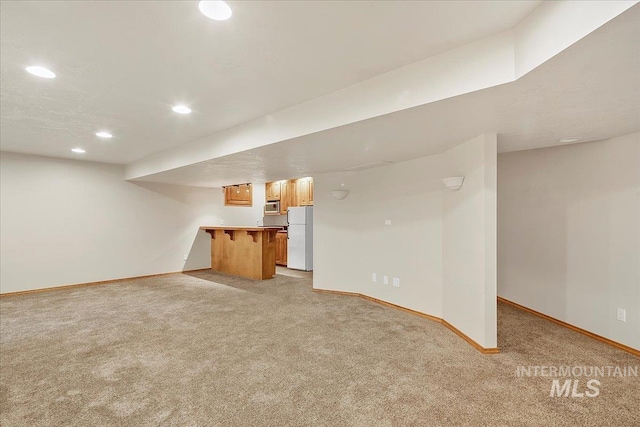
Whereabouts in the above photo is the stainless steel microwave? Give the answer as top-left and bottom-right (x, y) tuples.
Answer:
(264, 201), (280, 215)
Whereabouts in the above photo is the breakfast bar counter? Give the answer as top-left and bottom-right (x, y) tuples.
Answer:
(199, 226), (281, 280)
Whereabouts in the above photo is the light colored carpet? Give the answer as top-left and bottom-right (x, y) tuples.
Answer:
(0, 270), (638, 426)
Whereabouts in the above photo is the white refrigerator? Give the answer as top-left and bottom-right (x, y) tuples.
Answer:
(287, 206), (313, 271)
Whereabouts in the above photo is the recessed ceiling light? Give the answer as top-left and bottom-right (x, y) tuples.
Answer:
(172, 105), (192, 114)
(25, 66), (56, 79)
(95, 131), (113, 138)
(71, 148), (86, 153)
(558, 137), (582, 143)
(199, 1), (232, 21)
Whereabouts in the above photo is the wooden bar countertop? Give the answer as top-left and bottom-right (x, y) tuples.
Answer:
(199, 226), (283, 232)
(199, 226), (281, 280)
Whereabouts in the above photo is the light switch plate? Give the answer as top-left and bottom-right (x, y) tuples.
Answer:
(384, 220), (392, 226)
(372, 273), (377, 283)
(393, 278), (400, 287)
(383, 275), (389, 285)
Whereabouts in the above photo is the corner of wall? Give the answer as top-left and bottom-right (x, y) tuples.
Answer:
(442, 133), (498, 349)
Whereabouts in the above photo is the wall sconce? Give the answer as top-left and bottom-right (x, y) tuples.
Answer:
(331, 190), (349, 200)
(442, 176), (464, 191)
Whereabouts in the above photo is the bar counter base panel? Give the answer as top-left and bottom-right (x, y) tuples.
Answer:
(200, 227), (280, 280)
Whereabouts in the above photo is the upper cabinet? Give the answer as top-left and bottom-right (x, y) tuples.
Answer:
(265, 177), (313, 211)
(295, 177), (313, 206)
(265, 181), (281, 201)
(224, 183), (253, 206)
(279, 181), (290, 214)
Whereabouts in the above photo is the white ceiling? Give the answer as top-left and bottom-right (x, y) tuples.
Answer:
(0, 0), (541, 163)
(138, 4), (640, 187)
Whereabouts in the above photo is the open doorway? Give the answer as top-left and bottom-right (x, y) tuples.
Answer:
(496, 134), (639, 355)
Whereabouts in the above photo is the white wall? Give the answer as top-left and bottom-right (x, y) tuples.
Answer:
(313, 171), (363, 295)
(314, 159), (447, 315)
(214, 183), (266, 227)
(0, 152), (265, 293)
(442, 134), (497, 348)
(314, 134), (497, 348)
(498, 133), (640, 350)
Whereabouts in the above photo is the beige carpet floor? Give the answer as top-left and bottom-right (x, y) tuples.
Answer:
(1, 269), (638, 426)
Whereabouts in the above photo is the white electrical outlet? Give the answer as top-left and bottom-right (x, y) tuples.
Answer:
(383, 275), (389, 285)
(220, 219), (225, 225)
(617, 308), (626, 322)
(393, 278), (400, 287)
(384, 220), (392, 226)
(372, 273), (377, 283)
(183, 254), (188, 261)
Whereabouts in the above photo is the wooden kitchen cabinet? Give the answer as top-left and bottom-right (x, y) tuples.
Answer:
(264, 177), (313, 211)
(225, 184), (253, 206)
(265, 181), (281, 201)
(295, 177), (314, 206)
(289, 180), (297, 207)
(275, 231), (288, 266)
(279, 181), (290, 214)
